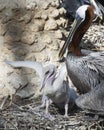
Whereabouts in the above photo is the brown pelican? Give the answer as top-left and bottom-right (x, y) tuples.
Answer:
(59, 4), (104, 115)
(62, 0), (104, 19)
(5, 60), (77, 118)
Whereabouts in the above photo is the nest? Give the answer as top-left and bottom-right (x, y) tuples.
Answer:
(0, 95), (104, 130)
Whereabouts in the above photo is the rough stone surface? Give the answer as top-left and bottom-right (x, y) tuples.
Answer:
(55, 30), (63, 39)
(56, 17), (68, 27)
(21, 31), (35, 45)
(30, 42), (46, 52)
(59, 7), (66, 15)
(49, 9), (59, 18)
(44, 18), (58, 30)
(26, 0), (37, 10)
(43, 34), (52, 44)
(26, 19), (45, 32)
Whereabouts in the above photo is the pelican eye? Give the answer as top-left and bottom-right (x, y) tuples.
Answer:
(45, 70), (49, 75)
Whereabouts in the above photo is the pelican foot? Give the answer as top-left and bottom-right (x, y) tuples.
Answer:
(64, 114), (69, 118)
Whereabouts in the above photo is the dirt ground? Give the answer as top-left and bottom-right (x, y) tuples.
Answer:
(0, 96), (104, 130)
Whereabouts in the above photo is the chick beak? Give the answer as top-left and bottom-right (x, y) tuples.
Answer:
(40, 77), (47, 92)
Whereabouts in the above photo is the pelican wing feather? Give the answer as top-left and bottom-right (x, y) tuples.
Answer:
(5, 60), (43, 80)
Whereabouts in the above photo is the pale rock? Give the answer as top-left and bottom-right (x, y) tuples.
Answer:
(0, 83), (15, 98)
(0, 47), (15, 61)
(6, 70), (35, 98)
(51, 0), (60, 8)
(43, 35), (52, 44)
(12, 47), (27, 56)
(0, 0), (25, 9)
(0, 23), (6, 35)
(1, 10), (13, 24)
(26, 0), (37, 10)
(2, 16), (12, 24)
(59, 7), (66, 15)
(42, 2), (51, 10)
(47, 42), (59, 50)
(33, 19), (45, 31)
(27, 19), (45, 32)
(34, 38), (38, 43)
(56, 19), (62, 26)
(0, 62), (13, 82)
(34, 11), (42, 19)
(44, 18), (58, 30)
(25, 53), (36, 61)
(0, 36), (4, 47)
(0, 4), (5, 12)
(56, 18), (68, 27)
(23, 14), (32, 23)
(4, 34), (20, 43)
(55, 30), (63, 39)
(41, 13), (48, 20)
(49, 9), (59, 18)
(30, 41), (46, 52)
(7, 72), (28, 90)
(59, 40), (65, 48)
(51, 1), (56, 7)
(35, 50), (50, 62)
(0, 62), (15, 98)
(21, 31), (35, 45)
(17, 13), (32, 23)
(49, 50), (59, 62)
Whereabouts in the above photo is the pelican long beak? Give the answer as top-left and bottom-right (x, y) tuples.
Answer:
(59, 16), (83, 59)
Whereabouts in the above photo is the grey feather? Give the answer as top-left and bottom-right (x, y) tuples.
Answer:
(66, 50), (104, 114)
(5, 60), (43, 80)
(76, 81), (104, 115)
(66, 51), (104, 93)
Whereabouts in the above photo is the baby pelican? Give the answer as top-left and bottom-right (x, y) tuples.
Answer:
(5, 60), (77, 119)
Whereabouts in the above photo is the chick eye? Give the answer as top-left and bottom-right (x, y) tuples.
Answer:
(45, 71), (49, 75)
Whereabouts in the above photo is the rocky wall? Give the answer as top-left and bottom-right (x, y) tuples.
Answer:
(0, 0), (69, 99)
